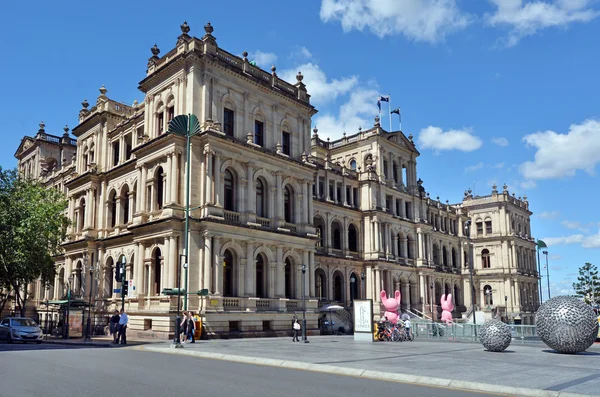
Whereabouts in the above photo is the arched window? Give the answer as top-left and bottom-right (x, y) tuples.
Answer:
(153, 248), (162, 295)
(332, 221), (342, 250)
(432, 244), (440, 266)
(223, 249), (234, 297)
(451, 247), (457, 268)
(256, 253), (267, 298)
(156, 167), (165, 210)
(484, 285), (493, 306)
(349, 159), (357, 171)
(314, 216), (326, 248)
(315, 268), (326, 299)
(109, 191), (117, 228)
(224, 169), (235, 211)
(284, 185), (294, 223)
(121, 186), (130, 225)
(348, 224), (358, 252)
(481, 249), (491, 268)
(349, 272), (359, 301)
(392, 161), (398, 183)
(104, 258), (114, 298)
(256, 178), (266, 217)
(442, 247), (448, 267)
(75, 261), (83, 296)
(332, 271), (344, 302)
(407, 235), (415, 259)
(284, 257), (294, 299)
(79, 198), (86, 231)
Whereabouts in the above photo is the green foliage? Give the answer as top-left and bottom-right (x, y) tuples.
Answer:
(0, 167), (68, 315)
(572, 262), (600, 305)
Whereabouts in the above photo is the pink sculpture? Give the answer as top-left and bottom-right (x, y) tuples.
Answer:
(380, 290), (401, 323)
(440, 294), (454, 324)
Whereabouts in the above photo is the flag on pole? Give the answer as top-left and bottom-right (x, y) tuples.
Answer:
(378, 95), (389, 104)
(390, 107), (401, 130)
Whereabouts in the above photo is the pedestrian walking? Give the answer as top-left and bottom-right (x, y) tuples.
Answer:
(292, 318), (301, 342)
(109, 310), (120, 344)
(180, 311), (189, 343)
(187, 311), (196, 343)
(117, 308), (128, 345)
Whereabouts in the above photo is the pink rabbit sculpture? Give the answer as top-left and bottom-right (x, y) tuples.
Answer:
(380, 290), (401, 323)
(440, 294), (454, 324)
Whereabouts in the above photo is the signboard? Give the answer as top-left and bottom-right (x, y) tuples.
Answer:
(68, 309), (83, 338)
(128, 280), (134, 298)
(353, 299), (374, 342)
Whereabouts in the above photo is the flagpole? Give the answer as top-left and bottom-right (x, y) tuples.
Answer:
(388, 95), (392, 131)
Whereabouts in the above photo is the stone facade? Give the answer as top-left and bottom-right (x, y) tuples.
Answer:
(13, 21), (540, 337)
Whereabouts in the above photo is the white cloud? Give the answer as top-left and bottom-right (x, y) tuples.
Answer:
(520, 119), (600, 180)
(520, 180), (537, 189)
(250, 51), (278, 68)
(290, 46), (313, 60)
(486, 0), (600, 46)
(319, 0), (471, 43)
(280, 62), (358, 106)
(493, 162), (505, 168)
(417, 126), (483, 152)
(543, 231), (600, 249)
(465, 162), (484, 172)
(538, 211), (560, 219)
(561, 220), (592, 233)
(549, 254), (562, 261)
(313, 87), (379, 140)
(492, 137), (509, 146)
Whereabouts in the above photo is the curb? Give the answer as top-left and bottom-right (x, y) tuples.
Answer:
(42, 340), (118, 347)
(139, 346), (594, 397)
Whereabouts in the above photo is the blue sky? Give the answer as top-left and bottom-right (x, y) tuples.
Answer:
(1, 0), (599, 298)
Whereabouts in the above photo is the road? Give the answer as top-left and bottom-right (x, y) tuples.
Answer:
(0, 343), (499, 397)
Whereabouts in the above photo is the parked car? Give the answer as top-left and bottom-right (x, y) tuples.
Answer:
(0, 317), (43, 343)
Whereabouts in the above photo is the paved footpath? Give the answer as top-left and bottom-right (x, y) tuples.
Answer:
(139, 336), (600, 397)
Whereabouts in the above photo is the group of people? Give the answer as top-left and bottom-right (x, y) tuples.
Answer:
(380, 314), (412, 338)
(109, 309), (129, 345)
(180, 311), (196, 343)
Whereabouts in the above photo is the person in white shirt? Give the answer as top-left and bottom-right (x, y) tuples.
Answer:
(404, 319), (412, 339)
(118, 309), (129, 345)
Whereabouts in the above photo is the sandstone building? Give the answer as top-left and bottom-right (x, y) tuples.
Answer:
(13, 22), (541, 337)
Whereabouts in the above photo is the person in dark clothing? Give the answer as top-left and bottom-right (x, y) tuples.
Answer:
(109, 310), (120, 343)
(187, 312), (196, 344)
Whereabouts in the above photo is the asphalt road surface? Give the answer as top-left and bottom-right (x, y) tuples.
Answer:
(0, 343), (500, 397)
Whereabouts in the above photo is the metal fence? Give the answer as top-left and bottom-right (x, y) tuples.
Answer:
(412, 320), (541, 344)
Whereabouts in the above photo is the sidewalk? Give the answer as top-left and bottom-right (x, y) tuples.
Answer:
(42, 335), (161, 347)
(139, 336), (600, 397)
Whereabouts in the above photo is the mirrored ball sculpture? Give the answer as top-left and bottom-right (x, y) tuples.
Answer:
(537, 296), (598, 353)
(479, 319), (512, 352)
(536, 296), (599, 354)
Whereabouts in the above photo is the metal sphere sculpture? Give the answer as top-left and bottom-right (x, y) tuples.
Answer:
(479, 319), (512, 352)
(535, 296), (599, 354)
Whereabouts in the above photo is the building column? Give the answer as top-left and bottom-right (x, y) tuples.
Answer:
(307, 181), (313, 222)
(167, 237), (176, 288)
(203, 233), (212, 293)
(419, 272), (425, 312)
(246, 162), (254, 215)
(417, 231), (424, 259)
(269, 262), (276, 298)
(365, 265), (373, 301)
(205, 150), (213, 205)
(245, 241), (255, 296)
(213, 153), (222, 208)
(302, 180), (309, 224)
(170, 152), (179, 204)
(392, 235), (398, 257)
(276, 246), (284, 297)
(402, 238), (408, 258)
(276, 172), (283, 220)
(375, 268), (382, 302)
(302, 250), (310, 297)
(309, 251), (315, 298)
(213, 237), (222, 295)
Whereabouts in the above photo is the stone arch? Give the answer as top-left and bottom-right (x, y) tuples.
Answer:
(331, 218), (343, 250)
(255, 251), (269, 298)
(315, 267), (327, 299)
(348, 222), (359, 252)
(253, 245), (275, 264)
(281, 176), (302, 194)
(313, 215), (326, 248)
(103, 256), (115, 298)
(283, 256), (296, 299)
(219, 158), (245, 177)
(220, 240), (245, 260)
(252, 168), (276, 186)
(252, 106), (266, 122)
(348, 158), (357, 171)
(220, 92), (237, 111)
(332, 270), (344, 302)
(222, 248), (238, 297)
(150, 246), (163, 295)
(282, 249), (302, 266)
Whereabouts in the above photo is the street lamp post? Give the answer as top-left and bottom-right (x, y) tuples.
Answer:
(85, 261), (95, 342)
(64, 274), (74, 339)
(464, 219), (477, 329)
(174, 254), (186, 348)
(429, 282), (434, 323)
(120, 256), (126, 311)
(301, 264), (309, 343)
(542, 250), (550, 300)
(167, 114), (201, 313)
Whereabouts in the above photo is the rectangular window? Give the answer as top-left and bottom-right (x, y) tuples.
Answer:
(346, 186), (351, 205)
(396, 201), (401, 216)
(476, 222), (483, 235)
(167, 106), (175, 123)
(254, 120), (264, 146)
(282, 131), (291, 156)
(124, 134), (132, 160)
(485, 221), (493, 234)
(353, 188), (359, 208)
(112, 142), (120, 166)
(318, 178), (324, 198)
(224, 108), (234, 137)
(329, 182), (334, 200)
(336, 184), (342, 203)
(157, 113), (164, 135)
(385, 195), (392, 213)
(405, 201), (411, 219)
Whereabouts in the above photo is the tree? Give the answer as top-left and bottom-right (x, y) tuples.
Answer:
(0, 167), (68, 316)
(573, 262), (600, 305)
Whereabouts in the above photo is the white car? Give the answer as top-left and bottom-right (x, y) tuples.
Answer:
(0, 317), (43, 343)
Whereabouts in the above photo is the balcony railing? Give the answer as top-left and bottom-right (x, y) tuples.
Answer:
(223, 210), (240, 223)
(257, 217), (271, 228)
(280, 222), (297, 232)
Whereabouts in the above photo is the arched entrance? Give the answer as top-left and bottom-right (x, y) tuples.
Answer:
(256, 253), (268, 298)
(223, 249), (235, 297)
(284, 257), (294, 299)
(152, 249), (162, 295)
(332, 271), (344, 302)
(349, 272), (359, 301)
(315, 268), (327, 299)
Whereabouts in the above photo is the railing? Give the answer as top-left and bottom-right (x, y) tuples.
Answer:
(223, 298), (240, 309)
(256, 299), (271, 309)
(223, 210), (240, 223)
(257, 217), (271, 228)
(285, 300), (298, 310)
(281, 222), (297, 232)
(412, 320), (541, 344)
